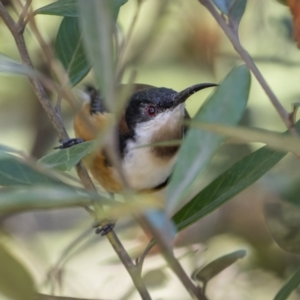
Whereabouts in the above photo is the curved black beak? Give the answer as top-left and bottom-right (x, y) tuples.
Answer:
(173, 83), (217, 107)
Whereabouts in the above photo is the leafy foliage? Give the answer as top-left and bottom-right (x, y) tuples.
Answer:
(0, 186), (91, 214)
(39, 141), (97, 172)
(264, 201), (300, 255)
(1, 0), (300, 298)
(172, 119), (300, 231)
(191, 250), (246, 284)
(213, 0), (247, 26)
(167, 65), (250, 214)
(172, 134), (289, 231)
(274, 267), (300, 300)
(35, 0), (78, 17)
(0, 151), (64, 187)
(0, 242), (35, 300)
(55, 17), (90, 86)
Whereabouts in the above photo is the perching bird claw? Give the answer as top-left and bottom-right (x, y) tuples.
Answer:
(54, 138), (84, 149)
(93, 220), (115, 236)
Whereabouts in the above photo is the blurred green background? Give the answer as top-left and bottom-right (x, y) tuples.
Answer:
(1, 0), (300, 299)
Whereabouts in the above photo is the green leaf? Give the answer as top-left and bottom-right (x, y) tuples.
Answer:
(229, 0), (247, 28)
(0, 53), (38, 78)
(144, 210), (177, 247)
(0, 151), (65, 187)
(113, 0), (128, 19)
(189, 123), (300, 155)
(35, 0), (78, 17)
(0, 186), (91, 214)
(172, 120), (300, 232)
(276, 0), (288, 6)
(77, 0), (127, 111)
(212, 0), (233, 14)
(167, 65), (250, 214)
(191, 250), (246, 284)
(39, 141), (97, 171)
(55, 17), (90, 86)
(0, 242), (35, 300)
(274, 267), (300, 300)
(35, 0), (127, 18)
(0, 144), (21, 154)
(77, 0), (114, 111)
(212, 0), (247, 28)
(264, 201), (300, 255)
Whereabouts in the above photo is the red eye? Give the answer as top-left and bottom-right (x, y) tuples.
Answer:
(146, 105), (157, 117)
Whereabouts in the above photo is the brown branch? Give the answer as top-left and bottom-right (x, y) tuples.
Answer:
(0, 3), (67, 139)
(199, 0), (299, 137)
(136, 239), (156, 275)
(0, 3), (151, 299)
(140, 218), (207, 300)
(17, 0), (31, 32)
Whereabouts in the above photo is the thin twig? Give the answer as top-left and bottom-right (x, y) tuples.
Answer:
(199, 0), (299, 137)
(136, 239), (156, 275)
(0, 3), (151, 299)
(17, 0), (31, 33)
(141, 218), (207, 300)
(116, 0), (142, 82)
(0, 3), (67, 138)
(104, 229), (152, 300)
(45, 228), (91, 291)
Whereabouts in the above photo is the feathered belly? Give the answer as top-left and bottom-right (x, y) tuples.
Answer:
(120, 147), (177, 191)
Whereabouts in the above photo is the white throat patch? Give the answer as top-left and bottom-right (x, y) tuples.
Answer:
(119, 104), (185, 190)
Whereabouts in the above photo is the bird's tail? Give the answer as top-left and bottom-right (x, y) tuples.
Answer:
(85, 85), (106, 115)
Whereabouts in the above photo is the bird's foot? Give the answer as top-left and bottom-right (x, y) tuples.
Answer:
(54, 138), (84, 149)
(92, 220), (115, 236)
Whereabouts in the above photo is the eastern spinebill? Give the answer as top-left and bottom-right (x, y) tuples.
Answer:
(57, 83), (217, 195)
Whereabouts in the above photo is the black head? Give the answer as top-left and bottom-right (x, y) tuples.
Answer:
(125, 83), (217, 130)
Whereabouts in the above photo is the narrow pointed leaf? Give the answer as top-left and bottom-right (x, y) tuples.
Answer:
(167, 65), (250, 214)
(212, 0), (233, 14)
(189, 122), (300, 155)
(0, 151), (65, 187)
(77, 0), (127, 111)
(0, 144), (21, 154)
(264, 201), (300, 255)
(276, 0), (288, 6)
(0, 54), (38, 78)
(191, 250), (246, 283)
(39, 140), (97, 171)
(173, 121), (300, 231)
(77, 0), (115, 111)
(35, 0), (127, 18)
(55, 17), (90, 86)
(0, 242), (35, 300)
(0, 186), (91, 214)
(35, 0), (78, 17)
(229, 0), (247, 27)
(274, 267), (300, 300)
(144, 209), (177, 247)
(113, 0), (128, 19)
(212, 0), (247, 28)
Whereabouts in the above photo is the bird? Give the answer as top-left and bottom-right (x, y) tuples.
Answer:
(58, 83), (217, 194)
(57, 83), (217, 235)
